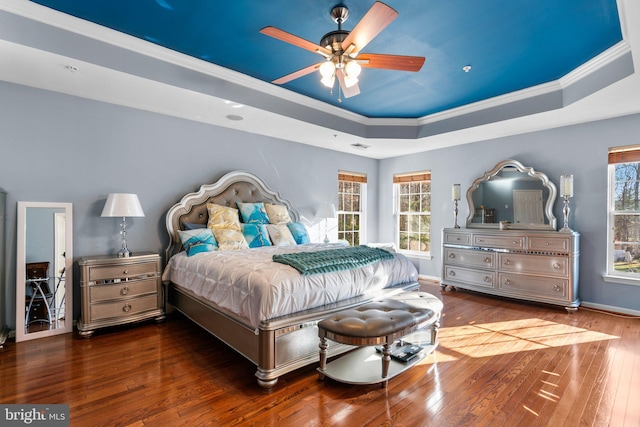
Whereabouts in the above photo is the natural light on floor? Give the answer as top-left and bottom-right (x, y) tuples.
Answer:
(429, 317), (619, 360)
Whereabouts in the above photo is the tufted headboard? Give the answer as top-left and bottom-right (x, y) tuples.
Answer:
(164, 170), (299, 262)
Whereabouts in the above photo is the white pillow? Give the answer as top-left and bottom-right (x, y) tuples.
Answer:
(264, 204), (292, 224)
(266, 224), (297, 246)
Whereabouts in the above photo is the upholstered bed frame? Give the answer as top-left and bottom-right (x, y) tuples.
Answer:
(164, 170), (419, 388)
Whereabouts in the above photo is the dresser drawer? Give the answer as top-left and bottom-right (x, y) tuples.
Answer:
(528, 236), (571, 252)
(87, 261), (157, 282)
(444, 231), (471, 245)
(445, 247), (495, 269)
(498, 273), (568, 300)
(473, 234), (525, 250)
(90, 294), (159, 321)
(90, 278), (158, 303)
(444, 265), (495, 289)
(498, 253), (568, 277)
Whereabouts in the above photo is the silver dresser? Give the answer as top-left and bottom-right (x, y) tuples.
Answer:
(442, 227), (580, 311)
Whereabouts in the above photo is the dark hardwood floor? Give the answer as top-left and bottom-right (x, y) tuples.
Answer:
(1, 282), (639, 426)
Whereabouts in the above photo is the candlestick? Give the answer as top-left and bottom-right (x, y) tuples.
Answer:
(560, 174), (573, 198)
(452, 183), (461, 201)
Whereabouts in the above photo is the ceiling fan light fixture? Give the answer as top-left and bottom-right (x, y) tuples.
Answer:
(319, 61), (336, 78)
(321, 75), (335, 88)
(345, 61), (361, 78)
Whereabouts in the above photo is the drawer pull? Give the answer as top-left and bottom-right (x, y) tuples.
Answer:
(455, 237), (461, 241)
(504, 279), (512, 286)
(545, 242), (550, 246)
(484, 276), (491, 283)
(503, 259), (511, 265)
(121, 286), (130, 296)
(484, 257), (491, 263)
(553, 284), (561, 292)
(449, 270), (456, 277)
(512, 241), (518, 245)
(123, 303), (132, 313)
(123, 269), (129, 275)
(553, 263), (561, 270)
(449, 253), (456, 259)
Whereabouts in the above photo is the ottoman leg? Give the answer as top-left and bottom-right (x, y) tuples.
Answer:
(318, 336), (328, 380)
(381, 342), (391, 388)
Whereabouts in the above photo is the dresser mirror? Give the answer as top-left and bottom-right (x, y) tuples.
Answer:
(465, 159), (558, 230)
(15, 202), (73, 342)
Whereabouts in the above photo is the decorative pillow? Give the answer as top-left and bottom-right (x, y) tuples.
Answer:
(241, 224), (272, 248)
(207, 203), (241, 231)
(287, 222), (310, 245)
(264, 204), (292, 224)
(237, 202), (270, 224)
(266, 224), (297, 246)
(212, 228), (249, 251)
(178, 228), (217, 256)
(183, 222), (206, 230)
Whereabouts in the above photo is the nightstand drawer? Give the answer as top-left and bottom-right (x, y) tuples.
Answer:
(90, 294), (159, 321)
(90, 278), (158, 302)
(88, 261), (157, 282)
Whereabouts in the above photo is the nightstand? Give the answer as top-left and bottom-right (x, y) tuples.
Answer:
(78, 252), (165, 337)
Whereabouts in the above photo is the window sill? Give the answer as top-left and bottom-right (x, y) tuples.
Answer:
(602, 274), (640, 287)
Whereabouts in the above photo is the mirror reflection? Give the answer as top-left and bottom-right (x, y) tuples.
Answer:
(16, 202), (73, 342)
(466, 160), (557, 230)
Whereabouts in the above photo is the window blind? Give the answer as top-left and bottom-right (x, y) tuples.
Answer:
(608, 145), (640, 164)
(393, 171), (431, 183)
(338, 171), (367, 183)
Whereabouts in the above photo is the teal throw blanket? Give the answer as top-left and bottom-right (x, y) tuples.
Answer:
(272, 245), (394, 276)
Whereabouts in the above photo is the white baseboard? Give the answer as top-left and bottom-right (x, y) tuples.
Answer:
(580, 301), (640, 317)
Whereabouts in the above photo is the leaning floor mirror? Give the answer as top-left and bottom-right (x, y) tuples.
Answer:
(16, 202), (73, 342)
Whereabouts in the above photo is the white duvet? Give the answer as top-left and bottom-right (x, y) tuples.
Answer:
(162, 243), (418, 330)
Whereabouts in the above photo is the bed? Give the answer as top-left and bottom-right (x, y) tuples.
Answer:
(162, 170), (419, 388)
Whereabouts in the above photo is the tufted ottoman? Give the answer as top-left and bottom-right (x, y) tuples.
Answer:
(318, 291), (443, 387)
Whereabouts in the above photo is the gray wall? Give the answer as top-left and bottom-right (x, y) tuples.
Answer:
(2, 79), (639, 331)
(0, 81), (379, 330)
(379, 113), (640, 312)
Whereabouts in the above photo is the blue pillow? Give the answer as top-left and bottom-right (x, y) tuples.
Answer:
(287, 222), (310, 245)
(178, 228), (217, 256)
(237, 202), (270, 224)
(241, 224), (272, 248)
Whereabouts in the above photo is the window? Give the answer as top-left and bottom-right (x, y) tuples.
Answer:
(338, 171), (366, 246)
(607, 146), (640, 282)
(394, 171), (431, 255)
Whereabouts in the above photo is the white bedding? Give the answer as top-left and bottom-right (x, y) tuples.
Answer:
(162, 243), (419, 330)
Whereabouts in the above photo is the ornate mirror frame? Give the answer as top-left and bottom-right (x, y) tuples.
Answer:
(465, 159), (558, 230)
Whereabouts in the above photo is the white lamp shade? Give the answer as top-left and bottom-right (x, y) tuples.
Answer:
(101, 193), (145, 217)
(317, 202), (337, 219)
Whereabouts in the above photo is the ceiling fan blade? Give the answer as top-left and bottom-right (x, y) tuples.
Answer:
(336, 69), (360, 98)
(358, 53), (425, 72)
(341, 2), (398, 55)
(260, 26), (332, 58)
(272, 63), (321, 85)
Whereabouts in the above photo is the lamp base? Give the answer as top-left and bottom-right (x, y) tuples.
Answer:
(117, 247), (132, 257)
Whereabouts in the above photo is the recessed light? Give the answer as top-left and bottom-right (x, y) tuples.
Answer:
(226, 114), (244, 121)
(65, 65), (78, 72)
(350, 143), (370, 150)
(463, 65), (472, 73)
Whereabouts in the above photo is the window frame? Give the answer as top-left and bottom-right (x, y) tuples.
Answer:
(393, 171), (432, 258)
(337, 172), (367, 246)
(604, 146), (640, 286)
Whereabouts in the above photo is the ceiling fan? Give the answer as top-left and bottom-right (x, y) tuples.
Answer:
(260, 1), (425, 99)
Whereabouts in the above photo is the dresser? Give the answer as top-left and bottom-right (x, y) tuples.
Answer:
(78, 252), (164, 337)
(442, 228), (580, 311)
